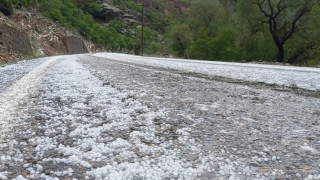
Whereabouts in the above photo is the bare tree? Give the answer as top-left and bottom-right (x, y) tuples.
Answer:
(253, 0), (318, 62)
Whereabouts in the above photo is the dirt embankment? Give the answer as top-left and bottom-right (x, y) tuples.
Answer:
(0, 10), (93, 63)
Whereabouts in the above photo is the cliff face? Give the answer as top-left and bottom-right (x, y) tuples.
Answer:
(0, 21), (32, 62)
(0, 10), (92, 63)
(0, 23), (32, 55)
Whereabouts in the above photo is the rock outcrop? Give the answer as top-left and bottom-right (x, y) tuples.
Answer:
(97, 3), (139, 27)
(99, 3), (123, 22)
(94, 0), (189, 31)
(133, 0), (190, 15)
(65, 36), (89, 54)
(0, 16), (33, 62)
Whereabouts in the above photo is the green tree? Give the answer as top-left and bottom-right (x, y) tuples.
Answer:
(169, 24), (191, 57)
(249, 0), (319, 63)
(178, 0), (240, 61)
(284, 4), (320, 65)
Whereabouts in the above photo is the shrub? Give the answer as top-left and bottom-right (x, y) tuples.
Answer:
(126, 1), (142, 12)
(0, 0), (13, 16)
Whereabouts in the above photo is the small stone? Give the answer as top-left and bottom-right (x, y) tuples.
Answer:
(25, 156), (33, 161)
(272, 156), (277, 161)
(35, 115), (43, 120)
(296, 173), (301, 177)
(264, 158), (269, 162)
(81, 146), (92, 152)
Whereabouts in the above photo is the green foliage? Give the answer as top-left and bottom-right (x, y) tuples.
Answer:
(126, 0), (142, 12)
(0, 0), (39, 16)
(168, 24), (191, 57)
(82, 1), (102, 18)
(35, 0), (162, 54)
(147, 11), (159, 24)
(12, 0), (38, 8)
(284, 4), (320, 65)
(187, 28), (239, 61)
(208, 28), (239, 61)
(166, 0), (240, 61)
(237, 0), (319, 63)
(163, 0), (320, 66)
(113, 0), (128, 6)
(2, 0), (319, 66)
(189, 0), (227, 34)
(49, 9), (65, 23)
(108, 20), (125, 33)
(132, 25), (161, 55)
(146, 42), (161, 54)
(0, 0), (13, 16)
(38, 0), (122, 49)
(239, 32), (277, 61)
(26, 0), (39, 6)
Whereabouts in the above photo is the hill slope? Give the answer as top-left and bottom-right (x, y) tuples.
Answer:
(0, 10), (92, 62)
(0, 0), (190, 63)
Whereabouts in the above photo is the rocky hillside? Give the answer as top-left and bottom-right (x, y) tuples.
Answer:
(0, 10), (94, 63)
(91, 0), (189, 21)
(0, 0), (190, 63)
(134, 0), (189, 15)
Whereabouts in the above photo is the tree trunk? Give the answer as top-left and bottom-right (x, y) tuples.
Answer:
(277, 44), (285, 63)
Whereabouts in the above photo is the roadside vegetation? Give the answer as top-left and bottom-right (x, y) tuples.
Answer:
(167, 0), (320, 66)
(1, 0), (319, 66)
(38, 0), (161, 53)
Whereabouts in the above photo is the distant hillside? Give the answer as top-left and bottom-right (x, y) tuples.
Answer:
(0, 0), (190, 62)
(70, 0), (190, 54)
(2, 0), (317, 66)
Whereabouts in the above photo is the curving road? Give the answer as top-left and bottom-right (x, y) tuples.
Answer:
(0, 54), (319, 179)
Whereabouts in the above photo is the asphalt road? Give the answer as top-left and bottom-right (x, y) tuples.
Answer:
(0, 54), (319, 180)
